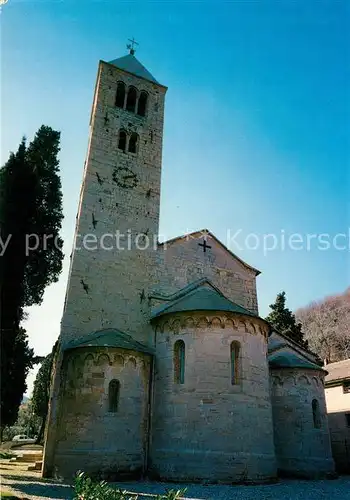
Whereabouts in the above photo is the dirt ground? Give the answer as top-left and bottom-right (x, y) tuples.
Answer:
(1, 459), (350, 500)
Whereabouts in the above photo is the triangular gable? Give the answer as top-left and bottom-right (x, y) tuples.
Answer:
(158, 229), (261, 276)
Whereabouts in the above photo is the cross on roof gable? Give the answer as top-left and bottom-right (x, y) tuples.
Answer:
(158, 229), (261, 276)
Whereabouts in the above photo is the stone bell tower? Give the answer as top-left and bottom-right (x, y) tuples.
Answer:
(61, 46), (167, 346)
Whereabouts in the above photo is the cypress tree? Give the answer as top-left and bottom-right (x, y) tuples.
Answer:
(32, 341), (58, 443)
(266, 291), (308, 348)
(0, 126), (63, 434)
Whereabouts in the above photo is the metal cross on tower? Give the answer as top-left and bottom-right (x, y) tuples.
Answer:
(127, 37), (139, 55)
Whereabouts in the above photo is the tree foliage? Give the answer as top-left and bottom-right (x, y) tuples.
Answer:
(266, 291), (308, 348)
(32, 341), (58, 442)
(296, 288), (350, 362)
(2, 400), (41, 441)
(74, 471), (186, 499)
(1, 328), (34, 434)
(0, 126), (63, 433)
(0, 141), (34, 329)
(22, 126), (64, 306)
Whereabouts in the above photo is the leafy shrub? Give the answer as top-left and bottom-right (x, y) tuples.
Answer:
(0, 451), (16, 459)
(74, 472), (186, 500)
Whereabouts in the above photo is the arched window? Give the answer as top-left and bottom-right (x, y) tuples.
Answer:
(174, 340), (185, 384)
(230, 341), (240, 385)
(126, 86), (137, 113)
(137, 91), (148, 116)
(118, 130), (127, 151)
(115, 81), (126, 108)
(312, 399), (321, 428)
(129, 133), (138, 154)
(108, 379), (120, 412)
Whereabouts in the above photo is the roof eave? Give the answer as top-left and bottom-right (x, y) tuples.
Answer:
(269, 362), (326, 372)
(325, 375), (350, 386)
(65, 343), (154, 355)
(151, 307), (265, 323)
(101, 59), (168, 90)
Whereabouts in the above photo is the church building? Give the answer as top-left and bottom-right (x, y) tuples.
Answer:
(43, 47), (335, 482)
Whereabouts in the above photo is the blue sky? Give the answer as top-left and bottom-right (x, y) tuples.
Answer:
(2, 0), (349, 393)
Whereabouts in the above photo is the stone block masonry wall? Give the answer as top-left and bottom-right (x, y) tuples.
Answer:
(51, 347), (151, 479)
(270, 368), (335, 478)
(325, 384), (350, 473)
(154, 236), (259, 315)
(61, 61), (167, 347)
(150, 311), (277, 483)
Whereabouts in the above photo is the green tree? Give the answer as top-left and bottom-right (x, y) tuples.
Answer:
(23, 126), (64, 306)
(266, 291), (308, 348)
(32, 341), (58, 443)
(1, 328), (34, 439)
(2, 399), (41, 441)
(16, 400), (41, 439)
(0, 126), (63, 436)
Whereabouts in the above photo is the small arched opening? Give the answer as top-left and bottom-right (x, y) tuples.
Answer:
(129, 133), (138, 154)
(137, 91), (148, 117)
(174, 340), (185, 384)
(108, 379), (120, 412)
(312, 399), (321, 428)
(126, 86), (137, 113)
(118, 129), (127, 151)
(115, 81), (126, 108)
(230, 341), (241, 385)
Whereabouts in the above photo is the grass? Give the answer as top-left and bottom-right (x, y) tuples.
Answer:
(0, 452), (15, 459)
(0, 490), (22, 499)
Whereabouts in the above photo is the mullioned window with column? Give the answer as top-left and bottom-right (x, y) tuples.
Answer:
(115, 83), (148, 117)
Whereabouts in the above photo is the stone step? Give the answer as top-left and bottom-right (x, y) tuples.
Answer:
(28, 460), (43, 471)
(10, 453), (43, 463)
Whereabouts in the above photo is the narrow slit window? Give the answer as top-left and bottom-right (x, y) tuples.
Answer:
(115, 82), (126, 108)
(230, 341), (240, 385)
(126, 86), (137, 113)
(129, 133), (138, 153)
(174, 340), (185, 384)
(118, 130), (127, 151)
(137, 91), (148, 116)
(312, 399), (321, 428)
(108, 379), (120, 412)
